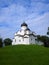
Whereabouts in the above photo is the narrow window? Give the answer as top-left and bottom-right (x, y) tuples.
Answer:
(15, 39), (16, 42)
(31, 38), (32, 41)
(23, 38), (24, 41)
(19, 40), (21, 42)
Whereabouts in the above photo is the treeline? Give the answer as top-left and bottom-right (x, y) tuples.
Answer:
(37, 35), (49, 47)
(0, 38), (12, 47)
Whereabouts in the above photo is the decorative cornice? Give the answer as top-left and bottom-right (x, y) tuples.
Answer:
(15, 33), (36, 37)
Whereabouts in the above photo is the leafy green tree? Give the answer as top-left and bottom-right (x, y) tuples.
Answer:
(47, 27), (49, 35)
(4, 38), (12, 46)
(37, 35), (49, 47)
(0, 38), (3, 47)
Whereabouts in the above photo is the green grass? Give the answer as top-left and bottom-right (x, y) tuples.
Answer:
(0, 45), (49, 65)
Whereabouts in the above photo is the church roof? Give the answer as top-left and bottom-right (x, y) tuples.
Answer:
(26, 28), (30, 31)
(21, 22), (27, 27)
(15, 33), (36, 37)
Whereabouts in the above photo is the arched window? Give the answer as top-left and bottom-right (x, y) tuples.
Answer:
(15, 39), (16, 42)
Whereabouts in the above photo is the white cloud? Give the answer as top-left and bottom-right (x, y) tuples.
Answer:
(0, 1), (49, 39)
(26, 12), (49, 35)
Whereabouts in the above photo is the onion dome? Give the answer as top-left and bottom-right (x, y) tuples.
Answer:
(21, 22), (27, 27)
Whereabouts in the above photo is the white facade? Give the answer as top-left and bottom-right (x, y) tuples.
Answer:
(12, 22), (43, 45)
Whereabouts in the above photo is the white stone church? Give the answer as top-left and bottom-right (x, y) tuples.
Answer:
(12, 22), (43, 45)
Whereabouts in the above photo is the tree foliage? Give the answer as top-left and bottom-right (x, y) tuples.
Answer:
(37, 35), (49, 47)
(0, 38), (3, 47)
(4, 38), (12, 46)
(47, 27), (49, 35)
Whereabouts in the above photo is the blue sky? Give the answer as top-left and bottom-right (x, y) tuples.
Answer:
(0, 0), (49, 39)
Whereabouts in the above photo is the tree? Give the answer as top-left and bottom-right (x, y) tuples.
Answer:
(0, 38), (3, 47)
(37, 35), (49, 47)
(47, 27), (49, 35)
(4, 38), (12, 46)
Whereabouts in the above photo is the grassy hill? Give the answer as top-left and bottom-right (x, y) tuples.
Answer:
(0, 45), (49, 65)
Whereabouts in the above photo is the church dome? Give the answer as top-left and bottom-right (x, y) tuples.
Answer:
(21, 22), (27, 27)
